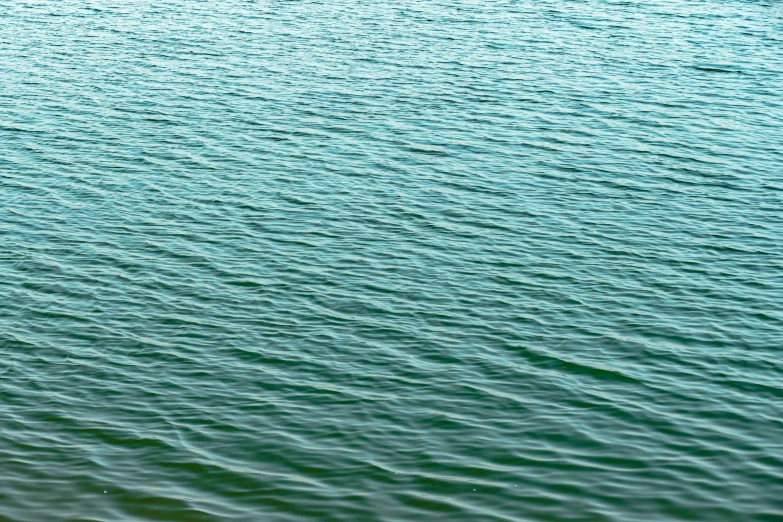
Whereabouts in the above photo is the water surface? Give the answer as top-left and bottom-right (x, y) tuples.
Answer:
(1, 0), (782, 520)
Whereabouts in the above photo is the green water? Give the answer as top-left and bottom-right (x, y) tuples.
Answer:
(1, 0), (782, 520)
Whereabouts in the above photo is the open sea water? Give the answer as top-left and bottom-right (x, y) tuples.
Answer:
(1, 0), (782, 520)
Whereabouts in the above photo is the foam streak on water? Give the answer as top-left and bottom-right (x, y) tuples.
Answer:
(1, 0), (782, 520)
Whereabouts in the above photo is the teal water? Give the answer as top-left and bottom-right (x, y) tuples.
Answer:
(1, 0), (782, 520)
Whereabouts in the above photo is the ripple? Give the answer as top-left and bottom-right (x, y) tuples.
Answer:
(1, 0), (783, 520)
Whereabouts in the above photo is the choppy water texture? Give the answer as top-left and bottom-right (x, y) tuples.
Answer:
(2, 0), (783, 520)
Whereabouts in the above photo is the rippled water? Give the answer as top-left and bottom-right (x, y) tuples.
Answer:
(2, 0), (782, 520)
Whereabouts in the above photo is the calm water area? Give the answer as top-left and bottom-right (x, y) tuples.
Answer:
(1, 0), (782, 520)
